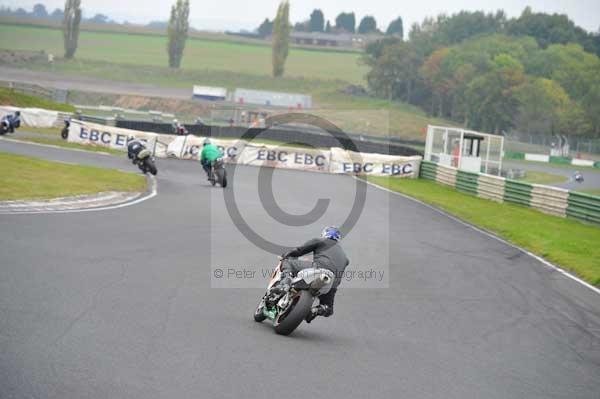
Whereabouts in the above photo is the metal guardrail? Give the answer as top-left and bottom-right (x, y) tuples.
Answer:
(455, 170), (478, 196)
(503, 180), (532, 207)
(568, 192), (600, 224)
(0, 80), (68, 103)
(419, 160), (600, 225)
(113, 119), (422, 157)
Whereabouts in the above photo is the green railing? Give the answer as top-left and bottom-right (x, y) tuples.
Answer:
(549, 156), (572, 165)
(455, 170), (479, 195)
(567, 192), (600, 224)
(503, 180), (532, 207)
(419, 160), (438, 181)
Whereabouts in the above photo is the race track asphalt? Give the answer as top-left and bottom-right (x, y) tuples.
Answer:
(1, 140), (599, 399)
(504, 160), (600, 191)
(0, 66), (191, 100)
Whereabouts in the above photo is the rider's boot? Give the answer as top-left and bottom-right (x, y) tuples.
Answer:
(305, 304), (333, 323)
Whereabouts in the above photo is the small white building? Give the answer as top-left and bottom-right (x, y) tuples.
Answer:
(424, 125), (504, 175)
(232, 88), (312, 109)
(192, 86), (227, 101)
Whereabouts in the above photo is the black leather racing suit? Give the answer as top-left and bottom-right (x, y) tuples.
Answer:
(127, 140), (145, 162)
(281, 237), (349, 313)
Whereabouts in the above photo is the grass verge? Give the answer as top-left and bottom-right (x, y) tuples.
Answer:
(15, 127), (62, 136)
(9, 136), (124, 156)
(518, 171), (568, 184)
(367, 176), (600, 287)
(506, 159), (600, 172)
(0, 152), (146, 200)
(0, 87), (75, 112)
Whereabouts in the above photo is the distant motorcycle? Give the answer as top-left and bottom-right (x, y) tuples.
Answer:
(173, 123), (188, 136)
(208, 158), (227, 187)
(134, 148), (158, 175)
(0, 118), (9, 135)
(61, 119), (70, 140)
(574, 171), (584, 183)
(254, 258), (334, 336)
(0, 115), (15, 135)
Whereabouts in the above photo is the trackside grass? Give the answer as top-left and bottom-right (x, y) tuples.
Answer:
(9, 135), (125, 155)
(518, 171), (568, 185)
(0, 87), (75, 112)
(0, 152), (146, 200)
(367, 176), (600, 287)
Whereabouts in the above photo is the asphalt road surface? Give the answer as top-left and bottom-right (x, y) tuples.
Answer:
(504, 160), (600, 191)
(0, 66), (191, 100)
(1, 140), (599, 399)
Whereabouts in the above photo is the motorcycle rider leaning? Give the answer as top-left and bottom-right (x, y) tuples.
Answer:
(3, 110), (21, 133)
(200, 138), (224, 180)
(127, 138), (146, 164)
(276, 226), (349, 322)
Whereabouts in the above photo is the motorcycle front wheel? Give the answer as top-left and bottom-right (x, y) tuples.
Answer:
(273, 290), (313, 336)
(145, 158), (157, 175)
(253, 300), (267, 322)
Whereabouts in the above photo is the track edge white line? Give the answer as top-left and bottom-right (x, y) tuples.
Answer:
(356, 176), (600, 296)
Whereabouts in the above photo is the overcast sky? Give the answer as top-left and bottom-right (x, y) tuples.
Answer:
(3, 0), (600, 33)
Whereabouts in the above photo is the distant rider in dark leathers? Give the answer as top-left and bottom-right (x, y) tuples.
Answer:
(276, 226), (349, 322)
(2, 110), (21, 133)
(127, 138), (146, 164)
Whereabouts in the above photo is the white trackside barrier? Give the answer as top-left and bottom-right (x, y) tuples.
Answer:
(524, 153), (550, 163)
(68, 120), (422, 177)
(0, 106), (60, 128)
(329, 148), (421, 177)
(68, 119), (159, 151)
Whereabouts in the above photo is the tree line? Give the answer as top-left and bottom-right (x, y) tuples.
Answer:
(258, 9), (404, 38)
(17, 0), (190, 70)
(363, 8), (600, 137)
(0, 3), (114, 24)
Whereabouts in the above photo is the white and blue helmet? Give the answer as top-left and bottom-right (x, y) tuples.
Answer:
(321, 226), (341, 241)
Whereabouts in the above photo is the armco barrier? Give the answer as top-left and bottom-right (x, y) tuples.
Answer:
(549, 156), (572, 165)
(435, 165), (457, 187)
(504, 151), (525, 160)
(503, 180), (532, 207)
(456, 170), (479, 195)
(115, 120), (422, 157)
(68, 119), (422, 178)
(504, 151), (600, 169)
(567, 192), (600, 224)
(530, 185), (568, 217)
(419, 161), (437, 180)
(420, 161), (600, 225)
(477, 174), (505, 203)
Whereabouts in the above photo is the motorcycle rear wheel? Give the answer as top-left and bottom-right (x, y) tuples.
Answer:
(273, 290), (313, 336)
(215, 168), (227, 188)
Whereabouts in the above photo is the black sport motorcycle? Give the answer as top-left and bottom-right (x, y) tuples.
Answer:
(208, 158), (227, 188)
(134, 148), (158, 175)
(61, 119), (70, 139)
(254, 259), (334, 336)
(0, 117), (14, 135)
